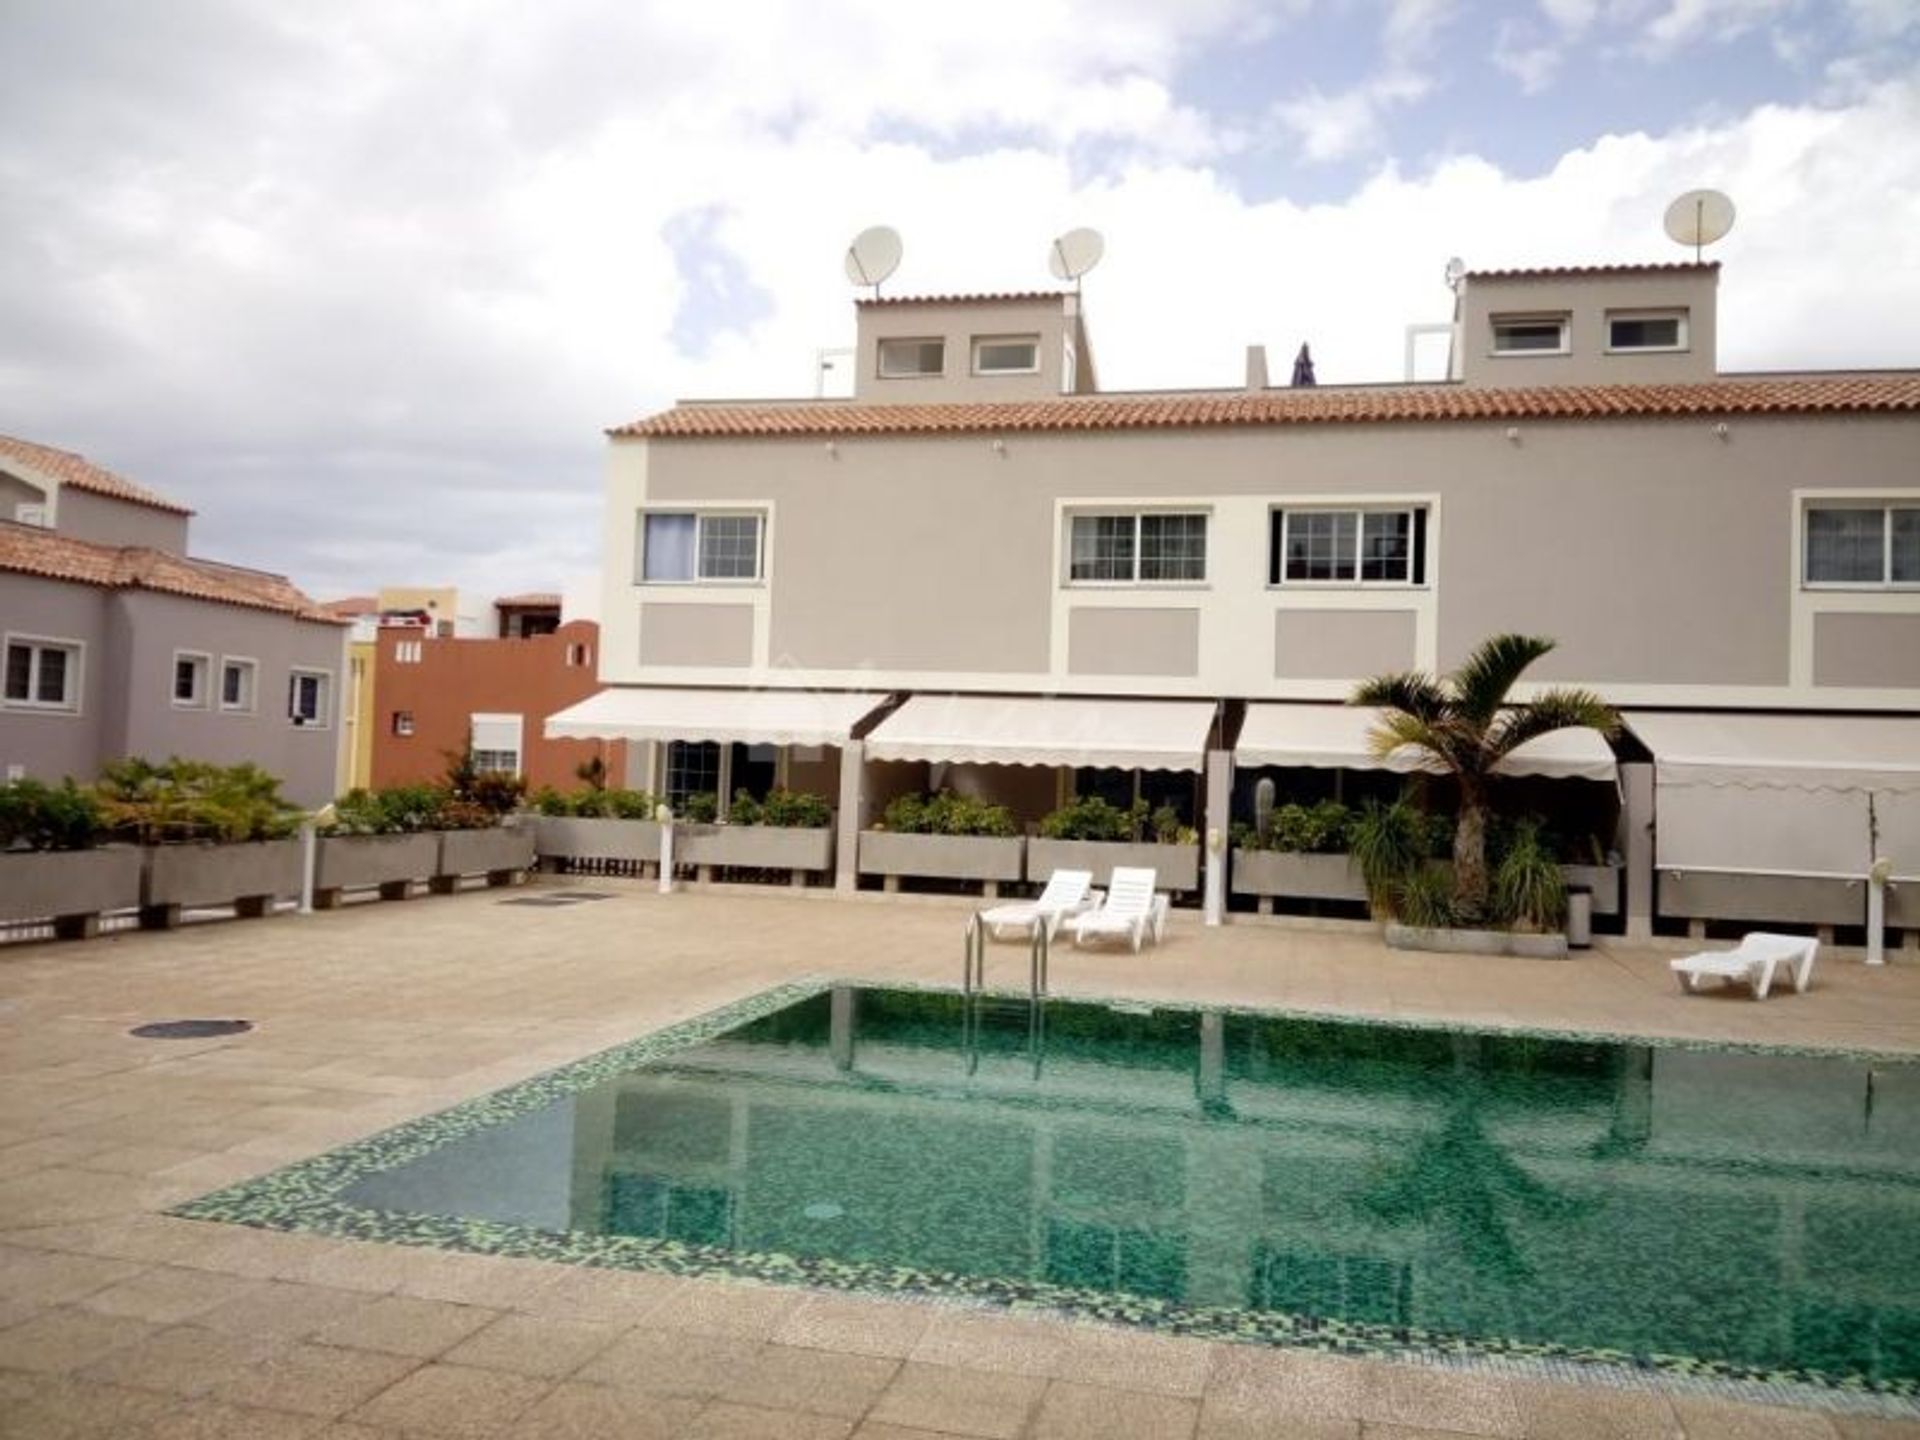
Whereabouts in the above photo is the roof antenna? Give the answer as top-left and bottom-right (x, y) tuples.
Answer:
(1047, 228), (1105, 294)
(1662, 189), (1736, 263)
(844, 226), (903, 297)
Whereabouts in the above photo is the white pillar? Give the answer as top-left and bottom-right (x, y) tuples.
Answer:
(657, 806), (675, 895)
(1203, 748), (1231, 927)
(1867, 858), (1891, 966)
(298, 820), (318, 915)
(836, 740), (865, 896)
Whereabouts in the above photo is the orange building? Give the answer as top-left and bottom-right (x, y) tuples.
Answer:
(370, 606), (625, 793)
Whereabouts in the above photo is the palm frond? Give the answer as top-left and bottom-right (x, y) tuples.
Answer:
(1366, 710), (1443, 765)
(1487, 689), (1622, 760)
(1352, 672), (1448, 722)
(1451, 634), (1556, 728)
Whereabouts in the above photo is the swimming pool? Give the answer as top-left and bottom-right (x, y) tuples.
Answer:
(176, 982), (1920, 1393)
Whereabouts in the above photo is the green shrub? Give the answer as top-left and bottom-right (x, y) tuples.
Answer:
(1270, 800), (1353, 854)
(681, 792), (719, 824)
(531, 786), (658, 819)
(1038, 795), (1146, 842)
(96, 758), (299, 844)
(1396, 864), (1457, 929)
(1347, 796), (1428, 917)
(0, 778), (104, 852)
(603, 788), (658, 820)
(879, 790), (1016, 837)
(751, 789), (832, 828)
(324, 782), (504, 835)
(1491, 819), (1569, 931)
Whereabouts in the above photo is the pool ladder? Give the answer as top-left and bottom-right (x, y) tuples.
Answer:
(961, 913), (1048, 1077)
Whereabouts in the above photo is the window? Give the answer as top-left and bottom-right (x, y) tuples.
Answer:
(665, 740), (721, 809)
(3, 636), (80, 711)
(566, 642), (592, 667)
(972, 335), (1040, 375)
(1271, 508), (1427, 585)
(14, 503), (47, 527)
(1805, 504), (1920, 587)
(639, 512), (764, 583)
(470, 713), (522, 777)
(1490, 313), (1569, 355)
(394, 640), (422, 664)
(391, 711), (414, 737)
(172, 651), (211, 707)
(1607, 308), (1688, 352)
(1067, 512), (1207, 584)
(220, 658), (256, 712)
(288, 669), (331, 727)
(877, 337), (944, 378)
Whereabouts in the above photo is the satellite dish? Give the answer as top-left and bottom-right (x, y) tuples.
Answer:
(1663, 189), (1736, 261)
(1048, 227), (1105, 287)
(1444, 256), (1466, 291)
(844, 226), (903, 293)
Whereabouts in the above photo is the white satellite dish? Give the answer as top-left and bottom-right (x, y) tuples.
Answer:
(844, 226), (903, 293)
(1048, 227), (1105, 287)
(1444, 256), (1466, 291)
(1663, 189), (1736, 261)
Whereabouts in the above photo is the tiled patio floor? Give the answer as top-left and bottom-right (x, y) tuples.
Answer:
(1, 879), (1917, 1438)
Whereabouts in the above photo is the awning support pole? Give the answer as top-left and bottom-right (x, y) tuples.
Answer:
(1204, 749), (1231, 927)
(1868, 858), (1889, 967)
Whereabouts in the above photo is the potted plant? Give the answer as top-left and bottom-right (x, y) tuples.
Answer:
(529, 786), (664, 867)
(1231, 800), (1368, 905)
(314, 784), (448, 905)
(1027, 796), (1200, 892)
(677, 788), (836, 879)
(433, 766), (534, 888)
(858, 791), (1025, 890)
(0, 778), (138, 939)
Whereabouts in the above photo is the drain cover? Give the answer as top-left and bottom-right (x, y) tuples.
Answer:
(129, 1019), (253, 1040)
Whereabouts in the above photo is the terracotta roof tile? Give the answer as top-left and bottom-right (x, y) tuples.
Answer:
(854, 291), (1068, 307)
(0, 522), (343, 623)
(1464, 261), (1718, 280)
(613, 375), (1920, 440)
(320, 594), (378, 617)
(0, 434), (193, 515)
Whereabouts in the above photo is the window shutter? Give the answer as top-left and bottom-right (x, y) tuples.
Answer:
(1269, 510), (1285, 586)
(1413, 508), (1428, 585)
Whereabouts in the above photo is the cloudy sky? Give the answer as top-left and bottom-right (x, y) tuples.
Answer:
(3, 0), (1916, 606)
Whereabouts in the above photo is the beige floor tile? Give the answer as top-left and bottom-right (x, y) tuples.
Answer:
(78, 1323), (278, 1398)
(441, 1313), (627, 1379)
(1205, 1344), (1371, 1422)
(1668, 1397), (1843, 1438)
(907, 1308), (1075, 1377)
(194, 1281), (372, 1341)
(316, 1294), (501, 1359)
(1829, 1419), (1920, 1439)
(1358, 1363), (1526, 1437)
(0, 1245), (147, 1306)
(394, 1253), (561, 1310)
(773, 1293), (935, 1359)
(346, 1361), (551, 1437)
(1031, 1379), (1200, 1439)
(0, 1305), (157, 1374)
(504, 1380), (704, 1440)
(0, 1375), (183, 1439)
(652, 1278), (802, 1340)
(1051, 1326), (1216, 1398)
(867, 1362), (1048, 1440)
(143, 1399), (332, 1438)
(512, 1267), (686, 1325)
(573, 1327), (765, 1397)
(1509, 1379), (1683, 1438)
(851, 1426), (975, 1440)
(717, 1341), (899, 1418)
(682, 1401), (855, 1440)
(207, 1341), (420, 1418)
(1196, 1401), (1360, 1439)
(71, 1145), (213, 1178)
(78, 1266), (266, 1325)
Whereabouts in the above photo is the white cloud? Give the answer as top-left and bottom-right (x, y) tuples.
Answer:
(1492, 21), (1565, 93)
(1637, 0), (1794, 56)
(1273, 0), (1451, 162)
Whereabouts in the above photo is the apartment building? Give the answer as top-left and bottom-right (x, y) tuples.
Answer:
(0, 434), (348, 806)
(557, 261), (1919, 936)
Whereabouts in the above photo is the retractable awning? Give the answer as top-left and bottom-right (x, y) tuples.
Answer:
(1626, 711), (1920, 876)
(863, 695), (1216, 772)
(545, 688), (887, 748)
(1235, 703), (1618, 782)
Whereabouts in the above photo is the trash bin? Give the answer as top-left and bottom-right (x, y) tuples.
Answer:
(1566, 885), (1594, 949)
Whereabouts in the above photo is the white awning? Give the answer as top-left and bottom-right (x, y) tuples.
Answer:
(1626, 711), (1920, 877)
(864, 695), (1216, 772)
(1235, 703), (1617, 782)
(544, 688), (886, 747)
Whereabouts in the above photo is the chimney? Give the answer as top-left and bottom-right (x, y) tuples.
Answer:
(1244, 344), (1269, 392)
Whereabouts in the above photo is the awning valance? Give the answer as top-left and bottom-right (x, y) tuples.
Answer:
(1235, 703), (1617, 782)
(1626, 711), (1920, 876)
(863, 695), (1216, 772)
(545, 688), (886, 748)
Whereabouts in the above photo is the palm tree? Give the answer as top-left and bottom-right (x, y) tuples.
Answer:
(1351, 634), (1619, 921)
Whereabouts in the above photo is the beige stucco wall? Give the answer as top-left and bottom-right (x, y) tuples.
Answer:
(1274, 609), (1417, 679)
(1813, 613), (1920, 688)
(56, 489), (192, 552)
(854, 296), (1078, 403)
(1068, 607), (1199, 677)
(0, 573), (111, 782)
(638, 603), (754, 668)
(603, 409), (1920, 708)
(1457, 269), (1718, 388)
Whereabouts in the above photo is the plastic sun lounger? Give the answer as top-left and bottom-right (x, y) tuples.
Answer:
(1670, 932), (1820, 1000)
(1068, 867), (1170, 952)
(978, 869), (1097, 941)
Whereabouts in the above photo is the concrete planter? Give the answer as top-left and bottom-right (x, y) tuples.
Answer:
(533, 816), (662, 863)
(1658, 869), (1863, 928)
(1231, 850), (1367, 902)
(858, 831), (1026, 883)
(676, 824), (834, 873)
(1562, 862), (1622, 917)
(142, 838), (303, 924)
(1385, 922), (1570, 960)
(1027, 838), (1200, 892)
(0, 847), (142, 936)
(437, 826), (536, 880)
(315, 832), (440, 905)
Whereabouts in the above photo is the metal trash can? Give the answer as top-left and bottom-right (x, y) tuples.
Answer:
(1566, 885), (1594, 949)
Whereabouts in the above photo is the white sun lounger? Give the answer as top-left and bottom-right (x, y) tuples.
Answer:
(978, 869), (1097, 941)
(1067, 867), (1170, 952)
(1670, 932), (1820, 999)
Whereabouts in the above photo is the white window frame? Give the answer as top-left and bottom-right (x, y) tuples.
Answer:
(1489, 312), (1570, 357)
(971, 334), (1041, 376)
(876, 336), (946, 379)
(219, 656), (258, 713)
(469, 712), (523, 778)
(171, 650), (212, 709)
(393, 639), (423, 664)
(1605, 308), (1689, 354)
(392, 710), (415, 737)
(636, 509), (765, 586)
(1063, 510), (1210, 588)
(2, 633), (83, 713)
(1801, 502), (1920, 591)
(1271, 506), (1426, 589)
(288, 668), (332, 729)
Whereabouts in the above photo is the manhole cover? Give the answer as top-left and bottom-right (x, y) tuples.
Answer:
(129, 1019), (253, 1040)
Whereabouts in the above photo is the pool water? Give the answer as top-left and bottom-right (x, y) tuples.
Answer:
(343, 987), (1920, 1385)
